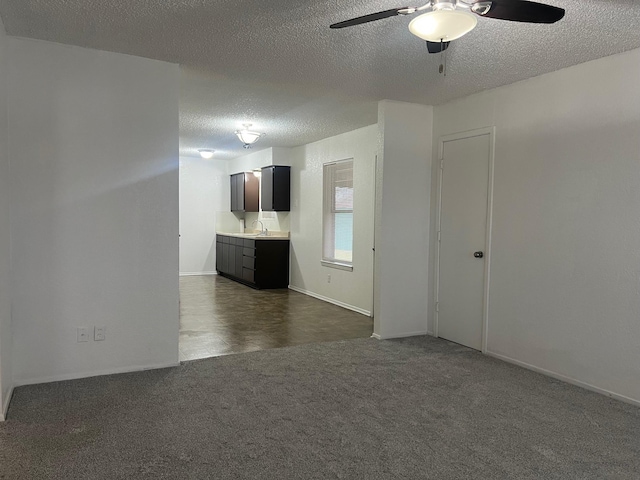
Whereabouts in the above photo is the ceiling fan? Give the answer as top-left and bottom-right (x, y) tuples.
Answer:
(330, 0), (565, 54)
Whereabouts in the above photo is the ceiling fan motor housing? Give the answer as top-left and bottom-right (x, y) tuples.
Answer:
(433, 0), (458, 11)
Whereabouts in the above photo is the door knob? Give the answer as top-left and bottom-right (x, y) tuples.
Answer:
(474, 251), (484, 258)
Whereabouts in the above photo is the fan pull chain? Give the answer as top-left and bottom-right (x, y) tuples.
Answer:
(439, 39), (447, 77)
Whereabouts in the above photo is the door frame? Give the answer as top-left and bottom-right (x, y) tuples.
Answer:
(434, 127), (496, 353)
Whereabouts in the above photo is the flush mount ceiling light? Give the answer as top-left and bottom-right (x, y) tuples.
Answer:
(235, 124), (265, 149)
(198, 149), (215, 159)
(408, 7), (477, 42)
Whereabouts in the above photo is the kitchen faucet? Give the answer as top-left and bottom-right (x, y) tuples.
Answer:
(252, 220), (268, 236)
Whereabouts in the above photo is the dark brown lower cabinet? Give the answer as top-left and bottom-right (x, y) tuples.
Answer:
(216, 235), (290, 289)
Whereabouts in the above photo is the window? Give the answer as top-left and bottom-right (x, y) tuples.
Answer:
(323, 160), (354, 269)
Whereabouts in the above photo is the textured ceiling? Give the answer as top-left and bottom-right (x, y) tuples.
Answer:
(1, 0), (639, 159)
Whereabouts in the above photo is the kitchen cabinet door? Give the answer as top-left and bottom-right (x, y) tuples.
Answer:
(236, 174), (245, 211)
(261, 166), (290, 211)
(216, 238), (223, 272)
(228, 244), (237, 276)
(230, 175), (237, 211)
(221, 242), (230, 273)
(261, 166), (274, 210)
(236, 244), (244, 275)
(230, 172), (259, 212)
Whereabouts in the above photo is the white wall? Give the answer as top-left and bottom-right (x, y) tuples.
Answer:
(227, 147), (293, 175)
(374, 101), (433, 339)
(228, 148), (274, 175)
(8, 38), (180, 385)
(0, 17), (13, 419)
(289, 125), (377, 315)
(179, 156), (229, 275)
(430, 48), (640, 404)
(244, 212), (290, 234)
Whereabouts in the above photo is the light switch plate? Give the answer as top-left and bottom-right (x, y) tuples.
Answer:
(77, 327), (89, 343)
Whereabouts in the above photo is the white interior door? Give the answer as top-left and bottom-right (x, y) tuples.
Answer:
(437, 131), (492, 351)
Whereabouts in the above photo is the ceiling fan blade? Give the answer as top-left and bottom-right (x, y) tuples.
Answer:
(473, 0), (565, 24)
(330, 7), (408, 29)
(426, 41), (450, 54)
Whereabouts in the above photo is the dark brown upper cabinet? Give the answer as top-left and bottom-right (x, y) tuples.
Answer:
(261, 165), (291, 212)
(230, 172), (259, 212)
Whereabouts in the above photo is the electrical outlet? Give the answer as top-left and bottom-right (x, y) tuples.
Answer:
(77, 327), (89, 343)
(327, 274), (331, 283)
(94, 326), (106, 342)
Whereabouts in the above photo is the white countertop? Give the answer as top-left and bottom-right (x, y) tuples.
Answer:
(217, 231), (290, 240)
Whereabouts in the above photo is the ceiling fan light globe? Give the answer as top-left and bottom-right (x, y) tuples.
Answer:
(408, 10), (478, 42)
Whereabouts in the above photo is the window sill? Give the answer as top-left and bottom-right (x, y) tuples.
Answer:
(321, 260), (353, 272)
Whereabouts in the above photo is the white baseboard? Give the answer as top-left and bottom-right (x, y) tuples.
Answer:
(288, 285), (372, 317)
(14, 361), (181, 388)
(0, 386), (14, 422)
(486, 351), (640, 408)
(371, 330), (429, 340)
(179, 271), (217, 277)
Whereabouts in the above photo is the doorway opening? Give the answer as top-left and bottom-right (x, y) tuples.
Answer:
(178, 155), (375, 362)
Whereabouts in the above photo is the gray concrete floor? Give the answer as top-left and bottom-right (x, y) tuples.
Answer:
(179, 275), (373, 361)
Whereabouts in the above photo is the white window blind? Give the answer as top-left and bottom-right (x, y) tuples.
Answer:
(323, 160), (354, 267)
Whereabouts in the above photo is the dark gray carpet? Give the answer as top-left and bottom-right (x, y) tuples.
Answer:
(1, 336), (639, 479)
